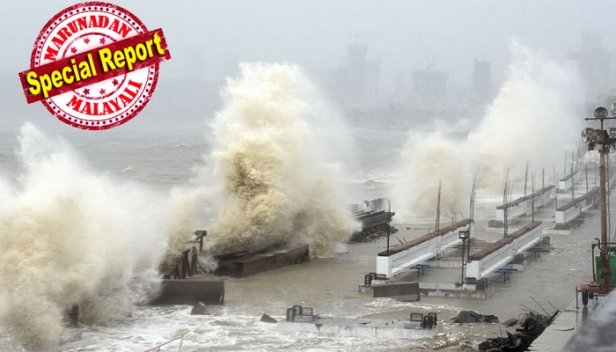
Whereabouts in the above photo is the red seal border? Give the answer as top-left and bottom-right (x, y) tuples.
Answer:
(29, 2), (162, 130)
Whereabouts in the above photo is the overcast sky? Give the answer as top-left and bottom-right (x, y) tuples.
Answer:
(3, 1), (616, 92)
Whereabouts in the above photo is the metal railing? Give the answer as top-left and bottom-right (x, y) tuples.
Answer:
(143, 333), (185, 352)
(166, 246), (199, 279)
(164, 231), (206, 280)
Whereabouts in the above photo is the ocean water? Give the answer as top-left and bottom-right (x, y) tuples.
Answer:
(0, 125), (404, 201)
(0, 47), (592, 351)
(0, 122), (597, 352)
(0, 122), (427, 352)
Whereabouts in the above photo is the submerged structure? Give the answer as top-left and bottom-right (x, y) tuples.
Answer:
(150, 231), (225, 306)
(278, 305), (437, 339)
(213, 245), (310, 277)
(350, 198), (396, 242)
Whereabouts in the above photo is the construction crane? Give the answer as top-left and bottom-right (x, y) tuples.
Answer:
(416, 32), (435, 69)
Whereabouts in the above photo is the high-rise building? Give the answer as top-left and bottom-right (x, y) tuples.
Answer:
(347, 44), (367, 106)
(323, 44), (380, 109)
(411, 67), (448, 106)
(324, 67), (348, 106)
(579, 31), (611, 100)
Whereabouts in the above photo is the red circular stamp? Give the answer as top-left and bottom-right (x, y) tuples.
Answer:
(19, 2), (171, 130)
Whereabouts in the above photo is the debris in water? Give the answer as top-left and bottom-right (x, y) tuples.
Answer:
(190, 302), (209, 315)
(432, 332), (468, 350)
(478, 310), (559, 351)
(260, 314), (277, 323)
(501, 318), (519, 327)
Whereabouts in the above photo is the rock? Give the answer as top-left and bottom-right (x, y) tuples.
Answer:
(191, 302), (209, 315)
(481, 314), (499, 323)
(452, 310), (481, 323)
(260, 313), (277, 323)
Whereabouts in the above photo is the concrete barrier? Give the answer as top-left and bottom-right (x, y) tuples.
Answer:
(372, 282), (420, 302)
(559, 171), (577, 192)
(277, 320), (433, 339)
(466, 222), (542, 281)
(495, 198), (527, 223)
(495, 186), (555, 224)
(376, 219), (471, 278)
(215, 245), (310, 277)
(555, 187), (599, 227)
(535, 185), (557, 208)
(148, 279), (225, 305)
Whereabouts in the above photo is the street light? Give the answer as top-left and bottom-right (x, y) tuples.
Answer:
(581, 127), (594, 143)
(581, 106), (616, 292)
(459, 230), (469, 240)
(459, 230), (470, 286)
(594, 106), (608, 120)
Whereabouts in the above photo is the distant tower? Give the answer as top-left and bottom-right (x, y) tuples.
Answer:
(346, 44), (368, 107)
(325, 43), (379, 109)
(472, 60), (491, 104)
(579, 30), (611, 101)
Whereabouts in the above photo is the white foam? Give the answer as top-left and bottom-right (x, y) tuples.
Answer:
(391, 41), (584, 218)
(192, 63), (360, 257)
(0, 124), (172, 349)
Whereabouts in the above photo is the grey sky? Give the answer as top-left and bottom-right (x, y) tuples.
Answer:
(3, 1), (616, 94)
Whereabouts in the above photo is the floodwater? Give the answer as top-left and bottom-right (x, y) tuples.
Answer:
(0, 125), (602, 351)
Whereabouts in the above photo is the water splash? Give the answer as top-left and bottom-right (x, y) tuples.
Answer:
(0, 124), (169, 349)
(201, 63), (359, 257)
(392, 41), (584, 218)
(468, 41), (584, 191)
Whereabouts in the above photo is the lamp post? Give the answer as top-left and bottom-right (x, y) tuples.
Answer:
(387, 199), (391, 256)
(581, 106), (616, 289)
(459, 230), (470, 285)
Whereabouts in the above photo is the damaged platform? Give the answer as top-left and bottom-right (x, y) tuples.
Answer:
(350, 198), (396, 242)
(214, 245), (310, 277)
(149, 279), (225, 305)
(277, 305), (437, 339)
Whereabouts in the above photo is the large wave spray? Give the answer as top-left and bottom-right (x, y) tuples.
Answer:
(201, 63), (358, 257)
(0, 124), (170, 349)
(392, 42), (583, 218)
(468, 41), (583, 190)
(392, 133), (471, 220)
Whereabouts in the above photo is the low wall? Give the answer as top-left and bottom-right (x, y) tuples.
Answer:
(372, 282), (420, 302)
(466, 222), (542, 281)
(559, 171), (577, 191)
(555, 187), (599, 227)
(148, 279), (225, 305)
(215, 245), (310, 277)
(376, 219), (472, 278)
(495, 186), (555, 223)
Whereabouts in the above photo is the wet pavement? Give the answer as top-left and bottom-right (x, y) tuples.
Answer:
(561, 288), (616, 351)
(531, 300), (596, 351)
